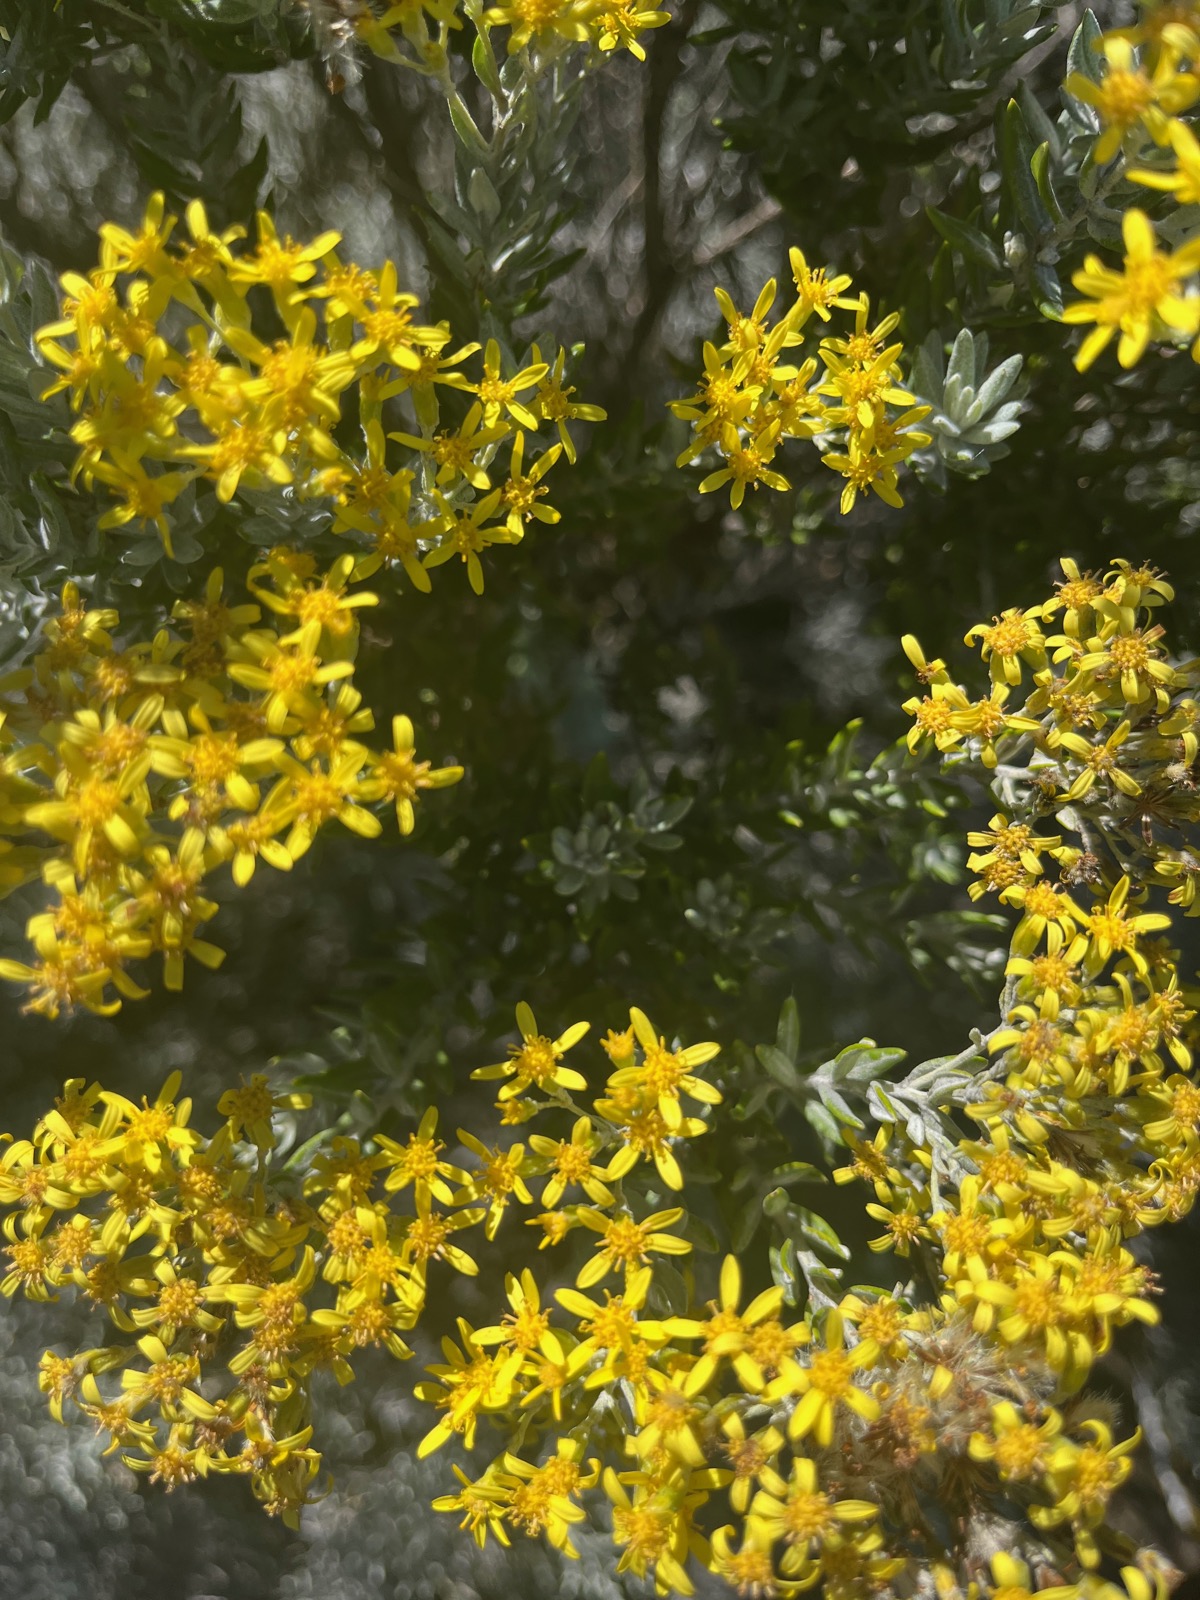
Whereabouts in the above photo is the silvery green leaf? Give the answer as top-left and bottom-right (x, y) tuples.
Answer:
(973, 418), (1022, 444)
(467, 168), (502, 223)
(867, 1083), (902, 1123)
(943, 374), (969, 419)
(945, 328), (979, 397)
(966, 354), (1023, 422)
(803, 1099), (842, 1148)
(816, 1083), (866, 1129)
(831, 1042), (907, 1084)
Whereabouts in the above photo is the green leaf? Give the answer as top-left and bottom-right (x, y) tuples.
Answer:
(803, 1099), (842, 1148)
(768, 1161), (828, 1187)
(682, 1214), (720, 1253)
(815, 1083), (865, 1130)
(1066, 9), (1104, 87)
(776, 996), (800, 1064)
(767, 1199), (852, 1261)
(1031, 142), (1064, 224)
(731, 1198), (763, 1254)
(756, 1042), (802, 1091)
(830, 1042), (907, 1085)
(471, 31), (503, 97)
(926, 206), (1003, 273)
(1002, 98), (1053, 237)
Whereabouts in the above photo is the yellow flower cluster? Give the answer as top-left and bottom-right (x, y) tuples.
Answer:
(0, 1002), (721, 1533)
(670, 255), (931, 516)
(906, 556), (1198, 915)
(0, 558), (462, 1017)
(5, 558), (1197, 1594)
(431, 556), (1189, 1600)
(348, 0), (669, 68)
(881, 557), (1200, 1584)
(1062, 9), (1200, 368)
(0, 1068), (393, 1526)
(37, 196), (603, 591)
(3, 944), (1196, 1596)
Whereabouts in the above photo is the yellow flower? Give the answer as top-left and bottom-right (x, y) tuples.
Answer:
(1065, 36), (1199, 164)
(431, 1463), (513, 1548)
(99, 1072), (199, 1175)
(591, 1), (670, 60)
(767, 1309), (880, 1446)
(604, 1005), (722, 1129)
(454, 1130), (537, 1239)
(472, 1267), (555, 1356)
(574, 1205), (691, 1287)
(401, 1191), (485, 1282)
(216, 1075), (311, 1149)
(500, 432), (563, 538)
(472, 1002), (590, 1100)
(414, 1318), (525, 1455)
(376, 1107), (466, 1205)
(484, 0), (590, 54)
(390, 401), (509, 491)
(1076, 618), (1176, 708)
(1062, 209), (1200, 370)
(698, 421), (791, 509)
(528, 1116), (616, 1206)
(1068, 876), (1172, 977)
(1130, 112), (1200, 202)
(747, 1454), (877, 1564)
(709, 1522), (804, 1597)
(967, 1398), (1063, 1481)
(788, 247), (856, 321)
(964, 605), (1047, 685)
(225, 632), (355, 734)
(980, 1550), (1077, 1600)
(470, 338), (549, 428)
(668, 1253), (802, 1395)
(532, 344), (607, 462)
(498, 1439), (594, 1553)
(1033, 1419), (1141, 1567)
(603, 1465), (702, 1597)
(422, 488), (518, 595)
(820, 436), (907, 515)
(229, 210), (340, 308)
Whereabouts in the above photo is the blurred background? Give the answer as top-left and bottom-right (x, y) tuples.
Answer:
(2, 0), (1200, 1594)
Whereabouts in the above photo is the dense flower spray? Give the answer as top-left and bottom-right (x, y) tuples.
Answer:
(4, 559), (1198, 1600)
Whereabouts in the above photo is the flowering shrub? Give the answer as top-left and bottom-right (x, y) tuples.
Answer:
(6, 550), (1199, 1597)
(3, 3), (1200, 1598)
